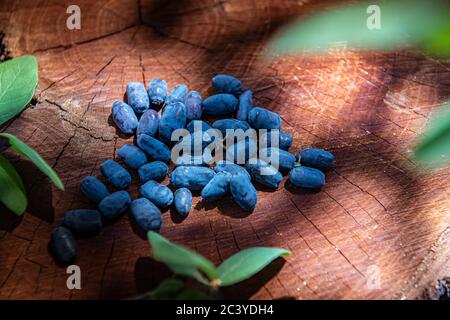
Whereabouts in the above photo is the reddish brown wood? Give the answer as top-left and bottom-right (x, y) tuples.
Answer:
(0, 0), (449, 300)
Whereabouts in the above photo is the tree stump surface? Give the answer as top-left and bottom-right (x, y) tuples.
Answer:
(0, 0), (449, 300)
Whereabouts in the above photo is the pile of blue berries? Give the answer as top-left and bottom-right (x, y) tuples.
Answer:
(50, 74), (335, 265)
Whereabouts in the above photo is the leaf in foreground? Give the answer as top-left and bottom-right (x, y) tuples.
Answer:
(216, 247), (291, 286)
(0, 55), (38, 126)
(0, 133), (64, 190)
(269, 1), (449, 56)
(414, 100), (450, 168)
(0, 154), (27, 215)
(147, 231), (217, 283)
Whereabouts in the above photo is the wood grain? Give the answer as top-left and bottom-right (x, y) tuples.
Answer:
(0, 0), (449, 300)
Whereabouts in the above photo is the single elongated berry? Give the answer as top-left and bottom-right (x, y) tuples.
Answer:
(100, 159), (131, 189)
(117, 144), (147, 170)
(166, 84), (188, 104)
(289, 166), (325, 189)
(50, 227), (77, 265)
(137, 134), (171, 162)
(186, 120), (212, 133)
(148, 78), (168, 107)
(236, 90), (252, 121)
(98, 190), (131, 219)
(185, 91), (202, 121)
(226, 138), (258, 164)
(137, 109), (159, 137)
(112, 101), (138, 134)
(246, 159), (283, 189)
(173, 154), (208, 167)
(174, 188), (192, 217)
(141, 180), (174, 208)
(131, 198), (162, 232)
(298, 148), (335, 169)
(170, 166), (215, 190)
(230, 172), (257, 211)
(80, 176), (110, 204)
(62, 209), (102, 234)
(138, 161), (169, 182)
(202, 93), (238, 116)
(212, 74), (242, 94)
(201, 171), (231, 202)
(127, 82), (149, 113)
(214, 160), (251, 179)
(260, 130), (293, 150)
(211, 119), (250, 136)
(260, 147), (296, 172)
(159, 101), (187, 144)
(248, 107), (281, 130)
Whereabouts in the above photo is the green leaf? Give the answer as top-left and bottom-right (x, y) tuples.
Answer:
(0, 154), (27, 215)
(0, 133), (64, 190)
(421, 23), (450, 58)
(150, 278), (185, 299)
(414, 100), (450, 168)
(269, 1), (449, 56)
(147, 231), (217, 282)
(0, 55), (38, 126)
(216, 247), (291, 286)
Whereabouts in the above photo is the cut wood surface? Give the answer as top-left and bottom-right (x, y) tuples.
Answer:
(0, 0), (449, 299)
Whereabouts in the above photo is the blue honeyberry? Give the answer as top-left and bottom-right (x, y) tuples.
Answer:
(298, 148), (335, 170)
(289, 166), (325, 189)
(137, 109), (159, 137)
(98, 190), (131, 220)
(260, 130), (293, 151)
(141, 180), (174, 208)
(62, 209), (103, 234)
(186, 120), (212, 133)
(100, 159), (131, 189)
(112, 101), (138, 135)
(50, 226), (77, 265)
(236, 90), (252, 121)
(212, 74), (242, 94)
(131, 198), (162, 232)
(166, 84), (188, 104)
(127, 82), (149, 114)
(202, 93), (238, 116)
(201, 171), (231, 202)
(184, 90), (202, 121)
(170, 166), (215, 190)
(148, 78), (168, 108)
(117, 144), (147, 170)
(213, 160), (251, 179)
(225, 137), (258, 164)
(260, 147), (296, 172)
(248, 107), (281, 130)
(245, 159), (283, 190)
(211, 118), (250, 136)
(174, 188), (193, 217)
(138, 161), (169, 183)
(80, 176), (110, 204)
(137, 133), (171, 162)
(159, 100), (187, 144)
(230, 172), (257, 211)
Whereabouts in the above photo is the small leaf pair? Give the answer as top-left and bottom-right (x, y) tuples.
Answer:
(0, 55), (64, 215)
(148, 231), (291, 287)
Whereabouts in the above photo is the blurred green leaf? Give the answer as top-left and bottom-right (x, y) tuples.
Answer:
(0, 133), (64, 190)
(216, 247), (291, 286)
(147, 231), (217, 284)
(0, 154), (27, 215)
(150, 278), (185, 299)
(0, 55), (38, 126)
(422, 22), (450, 58)
(414, 100), (450, 168)
(269, 1), (449, 56)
